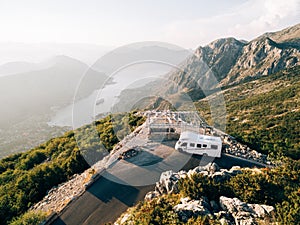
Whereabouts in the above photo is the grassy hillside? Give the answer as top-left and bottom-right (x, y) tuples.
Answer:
(0, 112), (145, 225)
(196, 66), (300, 159)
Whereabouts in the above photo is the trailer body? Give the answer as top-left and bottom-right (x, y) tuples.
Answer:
(175, 131), (222, 158)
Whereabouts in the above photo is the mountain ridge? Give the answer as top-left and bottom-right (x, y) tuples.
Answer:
(169, 23), (300, 90)
(257, 22), (300, 44)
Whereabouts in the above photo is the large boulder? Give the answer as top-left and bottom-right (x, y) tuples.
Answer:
(219, 196), (274, 225)
(193, 162), (220, 174)
(234, 212), (256, 225)
(190, 163), (242, 182)
(220, 196), (239, 214)
(144, 191), (160, 201)
(155, 170), (180, 194)
(214, 211), (235, 225)
(249, 204), (267, 218)
(210, 200), (220, 212)
(173, 197), (212, 222)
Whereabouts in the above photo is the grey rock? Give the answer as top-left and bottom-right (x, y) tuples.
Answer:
(234, 213), (256, 225)
(261, 205), (275, 215)
(173, 197), (212, 222)
(144, 191), (160, 201)
(155, 170), (180, 195)
(193, 162), (220, 174)
(210, 200), (220, 212)
(219, 217), (234, 225)
(219, 196), (274, 224)
(220, 196), (239, 214)
(249, 204), (266, 218)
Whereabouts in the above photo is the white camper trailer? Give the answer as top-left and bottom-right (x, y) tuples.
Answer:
(175, 131), (222, 158)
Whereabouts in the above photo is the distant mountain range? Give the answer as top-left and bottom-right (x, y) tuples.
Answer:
(0, 42), (112, 67)
(170, 23), (300, 90)
(91, 43), (191, 75)
(0, 61), (45, 77)
(115, 23), (300, 111)
(0, 55), (107, 126)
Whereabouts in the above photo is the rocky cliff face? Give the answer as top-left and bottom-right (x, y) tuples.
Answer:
(168, 38), (245, 92)
(222, 37), (300, 86)
(197, 38), (246, 81)
(168, 23), (300, 90)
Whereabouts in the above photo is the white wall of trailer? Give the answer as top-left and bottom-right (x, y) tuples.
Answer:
(175, 131), (222, 158)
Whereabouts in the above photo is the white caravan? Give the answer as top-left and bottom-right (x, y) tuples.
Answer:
(175, 131), (222, 158)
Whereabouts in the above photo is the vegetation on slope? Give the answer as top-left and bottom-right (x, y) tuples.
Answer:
(196, 66), (300, 159)
(179, 159), (300, 224)
(9, 211), (46, 225)
(0, 112), (145, 225)
(116, 159), (300, 225)
(116, 193), (221, 225)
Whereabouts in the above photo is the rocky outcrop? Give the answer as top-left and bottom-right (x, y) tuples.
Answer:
(145, 195), (274, 225)
(147, 163), (242, 199)
(199, 38), (246, 79)
(173, 197), (212, 222)
(153, 170), (180, 195)
(219, 196), (274, 225)
(117, 163), (275, 225)
(144, 195), (275, 225)
(168, 38), (245, 91)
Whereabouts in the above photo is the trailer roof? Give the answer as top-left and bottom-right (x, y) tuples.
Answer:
(179, 131), (222, 143)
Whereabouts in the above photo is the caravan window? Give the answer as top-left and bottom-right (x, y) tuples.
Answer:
(190, 143), (195, 147)
(196, 144), (201, 148)
(203, 144), (207, 148)
(181, 142), (187, 147)
(211, 145), (218, 149)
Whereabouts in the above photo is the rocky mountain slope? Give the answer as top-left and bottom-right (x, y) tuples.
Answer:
(168, 23), (300, 90)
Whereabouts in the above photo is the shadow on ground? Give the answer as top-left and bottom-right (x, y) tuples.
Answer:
(87, 172), (140, 206)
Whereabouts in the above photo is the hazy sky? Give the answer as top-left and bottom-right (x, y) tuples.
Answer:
(0, 0), (299, 48)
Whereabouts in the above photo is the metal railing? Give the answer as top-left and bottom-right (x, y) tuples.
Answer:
(146, 111), (208, 134)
